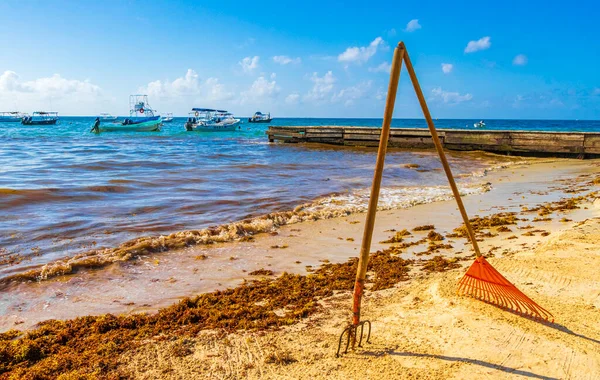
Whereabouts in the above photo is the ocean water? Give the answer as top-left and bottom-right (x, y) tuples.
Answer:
(0, 117), (596, 281)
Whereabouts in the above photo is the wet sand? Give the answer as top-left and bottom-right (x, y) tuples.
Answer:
(1, 158), (597, 332)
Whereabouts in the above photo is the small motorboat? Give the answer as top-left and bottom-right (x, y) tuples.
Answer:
(162, 113), (174, 123)
(248, 111), (272, 123)
(92, 95), (162, 133)
(474, 120), (486, 128)
(0, 111), (28, 122)
(98, 113), (118, 122)
(21, 112), (59, 125)
(185, 108), (240, 132)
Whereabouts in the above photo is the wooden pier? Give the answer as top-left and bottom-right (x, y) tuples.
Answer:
(266, 126), (600, 158)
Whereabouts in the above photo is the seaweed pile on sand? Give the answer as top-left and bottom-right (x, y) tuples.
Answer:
(0, 246), (461, 379)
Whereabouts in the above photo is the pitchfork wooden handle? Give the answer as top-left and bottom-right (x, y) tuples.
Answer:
(402, 45), (482, 257)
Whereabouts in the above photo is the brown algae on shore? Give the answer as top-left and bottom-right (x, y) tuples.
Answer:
(0, 243), (470, 379)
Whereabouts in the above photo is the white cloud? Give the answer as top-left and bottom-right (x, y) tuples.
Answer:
(441, 63), (453, 74)
(376, 88), (387, 101)
(387, 28), (397, 37)
(239, 56), (260, 73)
(332, 81), (372, 107)
(0, 70), (104, 114)
(240, 74), (280, 104)
(285, 93), (300, 105)
(273, 55), (301, 65)
(369, 61), (391, 73)
(404, 19), (422, 32)
(512, 54), (528, 66)
(139, 69), (234, 102)
(430, 87), (473, 104)
(338, 37), (384, 64)
(464, 36), (491, 53)
(304, 71), (336, 103)
(0, 70), (100, 96)
(203, 77), (236, 102)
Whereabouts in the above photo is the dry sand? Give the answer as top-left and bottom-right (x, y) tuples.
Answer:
(119, 163), (600, 379)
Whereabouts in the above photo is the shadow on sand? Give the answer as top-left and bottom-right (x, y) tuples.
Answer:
(359, 349), (558, 380)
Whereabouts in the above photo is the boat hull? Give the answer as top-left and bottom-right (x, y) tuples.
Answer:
(162, 118), (174, 123)
(0, 117), (23, 122)
(185, 120), (240, 132)
(97, 120), (162, 132)
(248, 118), (272, 123)
(21, 119), (58, 125)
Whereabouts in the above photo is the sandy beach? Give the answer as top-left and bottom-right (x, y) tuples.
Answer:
(122, 217), (600, 379)
(1, 157), (600, 379)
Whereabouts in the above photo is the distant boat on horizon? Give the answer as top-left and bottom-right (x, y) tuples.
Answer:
(21, 111), (59, 125)
(98, 113), (118, 122)
(248, 111), (272, 123)
(162, 112), (174, 123)
(0, 111), (28, 122)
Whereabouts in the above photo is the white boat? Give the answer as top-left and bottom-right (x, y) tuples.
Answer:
(22, 112), (59, 125)
(474, 120), (486, 128)
(248, 111), (272, 123)
(99, 113), (118, 122)
(162, 113), (174, 123)
(0, 111), (28, 122)
(92, 95), (162, 133)
(184, 108), (240, 132)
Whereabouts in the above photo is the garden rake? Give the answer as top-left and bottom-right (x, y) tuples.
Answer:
(337, 41), (553, 357)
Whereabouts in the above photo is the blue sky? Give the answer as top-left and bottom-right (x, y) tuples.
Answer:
(0, 0), (598, 119)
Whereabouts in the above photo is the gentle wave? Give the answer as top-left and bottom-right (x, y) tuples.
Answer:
(0, 181), (491, 285)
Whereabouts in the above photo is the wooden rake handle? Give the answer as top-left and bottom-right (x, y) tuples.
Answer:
(401, 44), (482, 257)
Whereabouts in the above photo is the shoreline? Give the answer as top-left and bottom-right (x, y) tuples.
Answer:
(1, 158), (599, 378)
(0, 149), (519, 286)
(0, 158), (598, 330)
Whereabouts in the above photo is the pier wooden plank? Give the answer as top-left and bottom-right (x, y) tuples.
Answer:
(266, 126), (599, 158)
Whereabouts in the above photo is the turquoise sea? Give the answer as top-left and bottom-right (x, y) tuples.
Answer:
(1, 117), (598, 280)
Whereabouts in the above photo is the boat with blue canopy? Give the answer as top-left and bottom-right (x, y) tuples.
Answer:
(184, 108), (240, 132)
(92, 95), (162, 133)
(21, 112), (59, 125)
(0, 111), (28, 122)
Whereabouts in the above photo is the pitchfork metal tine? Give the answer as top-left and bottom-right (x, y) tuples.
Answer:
(336, 325), (352, 357)
(358, 320), (371, 347)
(336, 321), (371, 357)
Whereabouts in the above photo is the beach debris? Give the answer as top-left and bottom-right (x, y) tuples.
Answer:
(380, 229), (412, 243)
(0, 247), (414, 379)
(249, 269), (274, 276)
(427, 230), (444, 241)
(270, 245), (288, 249)
(413, 224), (435, 231)
(422, 256), (460, 272)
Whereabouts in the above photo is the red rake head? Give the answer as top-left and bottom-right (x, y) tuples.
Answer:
(457, 256), (554, 322)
